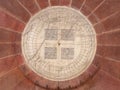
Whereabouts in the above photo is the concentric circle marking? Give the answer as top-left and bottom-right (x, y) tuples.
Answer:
(22, 6), (97, 81)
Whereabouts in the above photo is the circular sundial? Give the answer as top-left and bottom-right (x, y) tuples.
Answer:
(22, 6), (96, 81)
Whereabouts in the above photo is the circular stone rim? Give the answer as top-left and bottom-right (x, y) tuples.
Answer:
(21, 6), (97, 81)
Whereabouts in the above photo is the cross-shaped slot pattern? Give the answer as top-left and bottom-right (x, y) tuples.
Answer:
(44, 29), (75, 60)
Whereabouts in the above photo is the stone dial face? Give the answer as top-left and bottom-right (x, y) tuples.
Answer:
(22, 6), (96, 81)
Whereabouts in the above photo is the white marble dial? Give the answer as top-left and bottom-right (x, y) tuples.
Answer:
(22, 6), (96, 81)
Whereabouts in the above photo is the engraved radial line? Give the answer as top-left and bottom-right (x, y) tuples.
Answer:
(101, 69), (120, 82)
(96, 54), (120, 63)
(98, 44), (120, 47)
(48, 0), (51, 6)
(0, 63), (25, 79)
(80, 0), (87, 10)
(97, 28), (120, 36)
(69, 0), (72, 7)
(35, 0), (41, 10)
(94, 11), (120, 26)
(0, 42), (21, 44)
(0, 53), (21, 60)
(87, 0), (106, 17)
(17, 0), (32, 16)
(0, 26), (22, 34)
(0, 7), (26, 24)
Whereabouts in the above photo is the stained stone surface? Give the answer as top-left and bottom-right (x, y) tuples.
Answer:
(45, 47), (57, 59)
(22, 6), (96, 81)
(61, 48), (74, 59)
